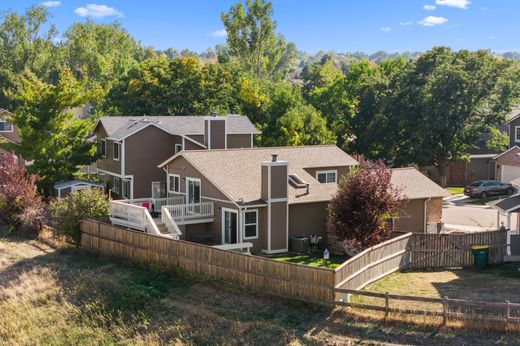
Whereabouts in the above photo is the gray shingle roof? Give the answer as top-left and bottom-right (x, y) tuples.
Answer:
(171, 145), (358, 204)
(390, 168), (449, 200)
(97, 115), (260, 140)
(488, 194), (520, 213)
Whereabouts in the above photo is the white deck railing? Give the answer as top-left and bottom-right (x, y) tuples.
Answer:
(161, 206), (182, 240)
(163, 202), (214, 224)
(122, 196), (185, 211)
(110, 200), (180, 239)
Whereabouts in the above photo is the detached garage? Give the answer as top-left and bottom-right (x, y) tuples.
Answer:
(495, 147), (520, 183)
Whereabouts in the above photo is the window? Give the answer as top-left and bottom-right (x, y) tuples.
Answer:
(122, 179), (131, 199)
(316, 170), (337, 184)
(168, 174), (180, 193)
(175, 144), (183, 154)
(243, 210), (258, 239)
(515, 126), (520, 142)
(113, 142), (120, 161)
(100, 139), (106, 157)
(0, 121), (13, 132)
(113, 177), (121, 194)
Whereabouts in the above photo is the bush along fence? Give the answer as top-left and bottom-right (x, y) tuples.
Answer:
(80, 219), (509, 325)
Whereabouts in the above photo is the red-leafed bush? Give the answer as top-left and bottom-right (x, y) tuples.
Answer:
(0, 155), (44, 232)
(326, 162), (404, 251)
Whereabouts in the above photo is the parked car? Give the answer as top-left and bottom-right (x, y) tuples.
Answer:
(464, 180), (515, 199)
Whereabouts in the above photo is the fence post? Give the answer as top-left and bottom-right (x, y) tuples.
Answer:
(385, 292), (390, 320)
(506, 300), (511, 321)
(442, 296), (448, 326)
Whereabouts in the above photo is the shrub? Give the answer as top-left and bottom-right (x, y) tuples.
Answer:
(49, 189), (110, 246)
(0, 155), (44, 233)
(326, 162), (404, 251)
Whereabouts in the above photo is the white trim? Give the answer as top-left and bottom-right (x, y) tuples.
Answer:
(100, 139), (106, 158)
(121, 139), (125, 175)
(270, 197), (288, 203)
(316, 169), (337, 184)
(122, 178), (132, 199)
(243, 209), (259, 240)
(113, 142), (120, 161)
(221, 207), (239, 245)
(515, 126), (520, 143)
(167, 174), (180, 193)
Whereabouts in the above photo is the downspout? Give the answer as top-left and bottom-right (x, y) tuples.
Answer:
(424, 197), (431, 233)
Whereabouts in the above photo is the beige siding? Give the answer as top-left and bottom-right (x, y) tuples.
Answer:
(227, 134), (252, 148)
(289, 202), (328, 237)
(395, 198), (425, 233)
(304, 166), (351, 182)
(125, 126), (181, 198)
(96, 125), (121, 174)
(271, 201), (288, 251)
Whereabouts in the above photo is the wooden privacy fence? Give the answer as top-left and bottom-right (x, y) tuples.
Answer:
(408, 230), (507, 269)
(335, 288), (520, 326)
(81, 219), (335, 302)
(334, 233), (412, 292)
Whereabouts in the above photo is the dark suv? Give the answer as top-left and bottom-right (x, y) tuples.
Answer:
(464, 180), (515, 199)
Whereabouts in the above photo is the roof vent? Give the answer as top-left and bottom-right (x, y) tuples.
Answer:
(288, 174), (310, 194)
(271, 154), (278, 162)
(211, 112), (218, 117)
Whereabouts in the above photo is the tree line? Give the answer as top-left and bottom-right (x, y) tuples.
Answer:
(1, 1), (519, 194)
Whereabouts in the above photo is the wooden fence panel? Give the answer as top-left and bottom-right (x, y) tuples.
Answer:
(81, 219), (335, 302)
(409, 230), (507, 269)
(334, 233), (413, 295)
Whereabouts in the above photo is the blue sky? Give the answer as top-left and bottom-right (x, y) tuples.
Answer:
(2, 0), (519, 53)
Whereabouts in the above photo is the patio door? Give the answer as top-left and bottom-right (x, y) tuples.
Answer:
(186, 178), (201, 204)
(222, 208), (238, 244)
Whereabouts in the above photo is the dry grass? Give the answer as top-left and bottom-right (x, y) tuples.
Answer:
(1, 232), (520, 345)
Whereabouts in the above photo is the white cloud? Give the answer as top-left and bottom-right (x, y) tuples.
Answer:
(424, 4), (437, 10)
(74, 4), (124, 18)
(435, 0), (470, 9)
(418, 16), (448, 26)
(210, 29), (227, 38)
(42, 1), (61, 7)
(400, 21), (414, 26)
(380, 26), (391, 32)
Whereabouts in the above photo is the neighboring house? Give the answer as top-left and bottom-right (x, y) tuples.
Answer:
(495, 107), (520, 183)
(94, 114), (260, 200)
(53, 179), (104, 198)
(0, 109), (21, 159)
(155, 146), (447, 255)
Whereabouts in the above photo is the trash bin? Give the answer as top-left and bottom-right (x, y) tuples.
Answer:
(471, 245), (490, 269)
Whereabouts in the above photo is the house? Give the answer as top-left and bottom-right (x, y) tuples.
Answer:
(53, 179), (104, 198)
(495, 108), (520, 182)
(151, 145), (447, 255)
(0, 109), (21, 160)
(93, 114), (260, 200)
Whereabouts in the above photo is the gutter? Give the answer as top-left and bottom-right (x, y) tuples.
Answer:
(424, 197), (431, 233)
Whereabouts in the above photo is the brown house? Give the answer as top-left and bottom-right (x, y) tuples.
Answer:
(93, 115), (260, 200)
(152, 146), (447, 255)
(0, 109), (21, 159)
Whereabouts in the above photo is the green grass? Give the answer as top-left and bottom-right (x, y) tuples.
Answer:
(1, 230), (519, 345)
(446, 186), (464, 195)
(271, 252), (346, 269)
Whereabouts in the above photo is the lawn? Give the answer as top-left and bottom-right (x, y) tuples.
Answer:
(1, 230), (519, 345)
(271, 253), (347, 269)
(446, 186), (464, 195)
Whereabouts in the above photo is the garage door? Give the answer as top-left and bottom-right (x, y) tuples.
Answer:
(501, 165), (520, 183)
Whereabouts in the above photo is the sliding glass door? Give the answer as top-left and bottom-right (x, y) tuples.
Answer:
(222, 208), (238, 244)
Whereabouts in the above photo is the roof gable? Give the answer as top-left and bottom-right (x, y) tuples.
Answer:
(390, 168), (449, 199)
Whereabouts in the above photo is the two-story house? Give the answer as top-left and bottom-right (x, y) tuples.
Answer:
(93, 114), (260, 200)
(494, 107), (520, 182)
(153, 145), (446, 254)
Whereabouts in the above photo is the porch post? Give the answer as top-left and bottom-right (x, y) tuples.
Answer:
(497, 210), (500, 229)
(507, 213), (512, 256)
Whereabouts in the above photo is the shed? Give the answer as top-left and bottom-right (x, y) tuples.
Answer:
(53, 179), (104, 198)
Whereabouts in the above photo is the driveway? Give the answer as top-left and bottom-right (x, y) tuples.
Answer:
(442, 194), (516, 231)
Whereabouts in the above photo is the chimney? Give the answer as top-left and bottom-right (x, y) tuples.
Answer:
(261, 154), (288, 254)
(204, 116), (227, 149)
